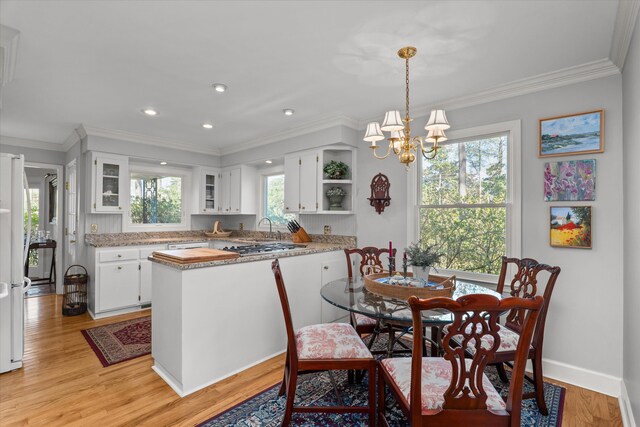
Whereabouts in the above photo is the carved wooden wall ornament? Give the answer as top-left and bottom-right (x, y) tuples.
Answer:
(368, 173), (391, 214)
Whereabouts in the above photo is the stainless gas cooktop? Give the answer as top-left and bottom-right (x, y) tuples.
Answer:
(222, 242), (306, 256)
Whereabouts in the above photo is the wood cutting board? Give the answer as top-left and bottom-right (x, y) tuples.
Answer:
(152, 248), (240, 264)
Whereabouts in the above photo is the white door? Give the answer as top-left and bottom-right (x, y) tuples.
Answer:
(320, 259), (349, 323)
(229, 168), (241, 213)
(98, 262), (140, 311)
(220, 171), (230, 213)
(139, 260), (152, 304)
(283, 155), (300, 213)
(65, 160), (78, 265)
(299, 152), (318, 212)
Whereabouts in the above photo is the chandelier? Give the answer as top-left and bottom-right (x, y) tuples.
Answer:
(363, 46), (450, 167)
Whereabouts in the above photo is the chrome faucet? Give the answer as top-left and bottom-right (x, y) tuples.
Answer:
(258, 217), (274, 240)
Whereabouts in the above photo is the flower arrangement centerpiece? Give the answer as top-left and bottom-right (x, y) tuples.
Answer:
(325, 186), (347, 210)
(323, 161), (349, 180)
(405, 242), (442, 282)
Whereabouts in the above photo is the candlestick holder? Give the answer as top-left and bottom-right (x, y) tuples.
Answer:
(388, 256), (395, 277)
(402, 257), (408, 278)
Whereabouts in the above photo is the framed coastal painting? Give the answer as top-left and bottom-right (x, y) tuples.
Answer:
(539, 110), (604, 157)
(550, 206), (592, 249)
(544, 159), (595, 201)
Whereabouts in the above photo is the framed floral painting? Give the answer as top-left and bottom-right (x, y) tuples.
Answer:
(550, 206), (592, 249)
(544, 159), (595, 201)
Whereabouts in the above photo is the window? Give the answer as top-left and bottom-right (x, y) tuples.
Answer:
(416, 122), (520, 280)
(126, 166), (188, 230)
(262, 173), (295, 227)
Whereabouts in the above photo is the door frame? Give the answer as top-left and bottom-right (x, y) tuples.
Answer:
(25, 162), (64, 294)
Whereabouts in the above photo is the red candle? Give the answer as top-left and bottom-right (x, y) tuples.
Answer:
(389, 241), (393, 255)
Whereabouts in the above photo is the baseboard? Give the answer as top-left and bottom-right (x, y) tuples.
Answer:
(620, 381), (637, 427)
(542, 358), (622, 397)
(152, 362), (185, 398)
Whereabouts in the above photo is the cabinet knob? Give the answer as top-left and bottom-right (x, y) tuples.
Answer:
(203, 209), (206, 212)
(301, 206), (305, 210)
(285, 207), (289, 210)
(235, 209), (239, 211)
(323, 266), (329, 270)
(118, 206), (122, 210)
(117, 266), (122, 270)
(117, 254), (122, 258)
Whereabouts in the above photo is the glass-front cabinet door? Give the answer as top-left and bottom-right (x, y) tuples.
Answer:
(94, 156), (128, 213)
(202, 170), (217, 213)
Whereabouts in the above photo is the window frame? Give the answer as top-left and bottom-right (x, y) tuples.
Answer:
(406, 120), (521, 284)
(257, 166), (297, 231)
(123, 164), (191, 232)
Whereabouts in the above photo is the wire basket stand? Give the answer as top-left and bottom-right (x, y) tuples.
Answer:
(63, 265), (88, 316)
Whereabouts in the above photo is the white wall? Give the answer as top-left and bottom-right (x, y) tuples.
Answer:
(356, 75), (625, 388)
(0, 141), (65, 165)
(622, 15), (640, 421)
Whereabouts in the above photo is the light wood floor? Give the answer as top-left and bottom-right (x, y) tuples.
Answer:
(0, 295), (622, 426)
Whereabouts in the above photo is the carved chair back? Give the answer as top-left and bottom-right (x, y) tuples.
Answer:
(344, 247), (396, 280)
(272, 259), (299, 367)
(407, 294), (543, 425)
(496, 257), (561, 348)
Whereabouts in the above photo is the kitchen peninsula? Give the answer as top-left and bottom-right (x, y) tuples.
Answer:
(147, 233), (354, 397)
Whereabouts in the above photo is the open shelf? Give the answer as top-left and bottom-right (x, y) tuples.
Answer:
(322, 179), (352, 184)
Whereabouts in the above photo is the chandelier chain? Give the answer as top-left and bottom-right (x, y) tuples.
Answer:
(405, 56), (410, 123)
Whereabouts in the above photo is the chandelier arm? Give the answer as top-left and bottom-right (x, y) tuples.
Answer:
(371, 141), (394, 160)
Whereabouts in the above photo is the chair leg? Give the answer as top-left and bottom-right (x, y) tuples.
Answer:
(281, 369), (297, 427)
(278, 350), (289, 396)
(378, 367), (386, 426)
(496, 362), (509, 383)
(533, 353), (548, 416)
(368, 363), (376, 426)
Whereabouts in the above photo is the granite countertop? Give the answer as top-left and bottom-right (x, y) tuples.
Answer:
(148, 241), (351, 270)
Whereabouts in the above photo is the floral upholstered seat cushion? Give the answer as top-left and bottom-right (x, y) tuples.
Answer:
(380, 357), (506, 413)
(443, 323), (530, 354)
(295, 323), (373, 360)
(354, 313), (377, 327)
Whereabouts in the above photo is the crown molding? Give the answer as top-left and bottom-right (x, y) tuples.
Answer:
(359, 58), (620, 129)
(610, 0), (640, 70)
(79, 125), (222, 156)
(218, 114), (360, 156)
(0, 135), (67, 152)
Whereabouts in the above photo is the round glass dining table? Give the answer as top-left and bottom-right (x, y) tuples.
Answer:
(321, 276), (502, 356)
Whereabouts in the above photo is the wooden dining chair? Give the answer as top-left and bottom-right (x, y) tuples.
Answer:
(344, 247), (396, 339)
(378, 294), (544, 427)
(490, 256), (561, 415)
(271, 259), (376, 426)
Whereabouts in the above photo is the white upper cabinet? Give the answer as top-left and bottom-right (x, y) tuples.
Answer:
(192, 167), (220, 214)
(218, 165), (257, 214)
(283, 146), (355, 215)
(90, 152), (129, 214)
(284, 151), (319, 213)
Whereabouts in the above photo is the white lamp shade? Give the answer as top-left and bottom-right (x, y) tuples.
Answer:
(425, 109), (450, 131)
(381, 110), (404, 131)
(389, 130), (405, 139)
(426, 129), (447, 143)
(364, 122), (385, 142)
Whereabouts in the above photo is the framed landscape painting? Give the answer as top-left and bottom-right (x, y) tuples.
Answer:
(544, 159), (595, 201)
(550, 206), (592, 249)
(539, 110), (604, 157)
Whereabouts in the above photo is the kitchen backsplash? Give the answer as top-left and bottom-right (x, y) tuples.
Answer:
(86, 213), (356, 236)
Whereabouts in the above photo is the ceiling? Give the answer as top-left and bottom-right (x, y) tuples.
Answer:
(0, 1), (622, 154)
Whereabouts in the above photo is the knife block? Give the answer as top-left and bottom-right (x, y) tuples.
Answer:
(291, 227), (312, 243)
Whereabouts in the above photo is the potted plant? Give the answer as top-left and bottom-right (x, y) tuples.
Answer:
(405, 242), (442, 282)
(325, 186), (347, 210)
(323, 160), (349, 180)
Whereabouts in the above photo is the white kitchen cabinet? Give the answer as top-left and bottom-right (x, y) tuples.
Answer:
(218, 165), (257, 214)
(89, 152), (129, 213)
(283, 151), (319, 213)
(283, 154), (300, 213)
(320, 258), (349, 323)
(98, 262), (140, 312)
(192, 167), (220, 214)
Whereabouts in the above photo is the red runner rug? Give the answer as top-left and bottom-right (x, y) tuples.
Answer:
(81, 316), (151, 367)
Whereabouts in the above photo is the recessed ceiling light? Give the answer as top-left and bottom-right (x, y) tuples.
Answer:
(283, 109), (295, 116)
(202, 123), (213, 129)
(265, 160), (273, 164)
(160, 161), (167, 165)
(142, 108), (158, 116)
(212, 83), (227, 93)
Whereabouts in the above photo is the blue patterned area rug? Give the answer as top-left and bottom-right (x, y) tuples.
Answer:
(197, 365), (565, 427)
